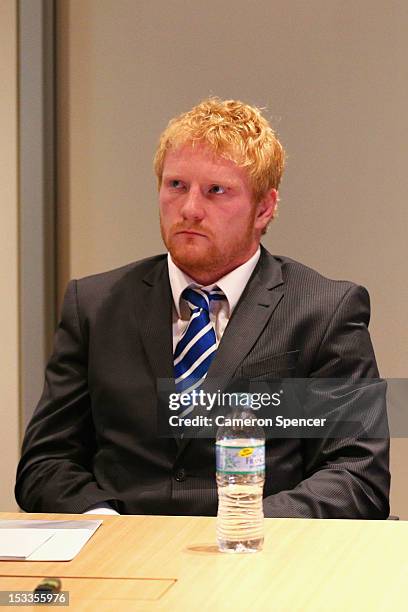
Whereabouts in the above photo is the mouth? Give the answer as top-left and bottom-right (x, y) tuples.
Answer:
(175, 229), (206, 237)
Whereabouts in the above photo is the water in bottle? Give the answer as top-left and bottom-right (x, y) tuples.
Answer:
(216, 409), (265, 553)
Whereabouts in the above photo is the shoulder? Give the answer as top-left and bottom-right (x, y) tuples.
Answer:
(261, 249), (371, 320)
(64, 254), (168, 307)
(264, 249), (367, 295)
(75, 254), (166, 286)
(273, 252), (351, 285)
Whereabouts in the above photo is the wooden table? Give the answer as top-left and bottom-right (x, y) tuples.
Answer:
(0, 513), (406, 611)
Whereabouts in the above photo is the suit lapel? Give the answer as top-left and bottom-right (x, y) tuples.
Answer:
(206, 248), (284, 384)
(138, 258), (174, 382)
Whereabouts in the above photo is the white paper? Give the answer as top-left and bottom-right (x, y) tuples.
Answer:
(0, 520), (102, 561)
(0, 529), (55, 560)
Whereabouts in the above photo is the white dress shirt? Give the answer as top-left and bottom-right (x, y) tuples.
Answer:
(84, 247), (261, 516)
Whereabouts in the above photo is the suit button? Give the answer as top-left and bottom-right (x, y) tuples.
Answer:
(174, 468), (186, 482)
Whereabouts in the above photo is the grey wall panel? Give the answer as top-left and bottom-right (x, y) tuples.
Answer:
(19, 0), (56, 424)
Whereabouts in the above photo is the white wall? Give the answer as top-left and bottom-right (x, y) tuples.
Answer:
(57, 0), (408, 515)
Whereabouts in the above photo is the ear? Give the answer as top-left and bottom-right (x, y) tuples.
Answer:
(254, 188), (278, 231)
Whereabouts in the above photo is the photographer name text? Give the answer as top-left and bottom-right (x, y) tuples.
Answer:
(169, 414), (327, 429)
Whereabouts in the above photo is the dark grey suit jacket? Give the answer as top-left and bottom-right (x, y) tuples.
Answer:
(15, 248), (390, 517)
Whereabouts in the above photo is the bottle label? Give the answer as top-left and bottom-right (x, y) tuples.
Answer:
(216, 443), (265, 474)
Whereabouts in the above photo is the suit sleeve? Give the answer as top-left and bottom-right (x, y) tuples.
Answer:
(15, 281), (120, 513)
(263, 285), (390, 519)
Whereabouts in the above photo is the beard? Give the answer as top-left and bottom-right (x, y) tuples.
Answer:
(160, 217), (257, 282)
(160, 221), (222, 276)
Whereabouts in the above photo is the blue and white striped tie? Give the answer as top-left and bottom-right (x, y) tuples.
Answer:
(174, 287), (224, 406)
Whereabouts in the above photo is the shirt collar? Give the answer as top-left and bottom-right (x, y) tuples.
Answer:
(167, 247), (261, 317)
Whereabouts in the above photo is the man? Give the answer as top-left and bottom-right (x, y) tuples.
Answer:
(15, 98), (389, 518)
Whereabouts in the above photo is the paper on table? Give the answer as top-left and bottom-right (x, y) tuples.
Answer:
(0, 529), (55, 560)
(0, 520), (102, 562)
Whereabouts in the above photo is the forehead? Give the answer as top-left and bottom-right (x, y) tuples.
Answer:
(162, 143), (249, 183)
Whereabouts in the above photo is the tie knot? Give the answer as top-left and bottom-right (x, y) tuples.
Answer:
(182, 287), (224, 313)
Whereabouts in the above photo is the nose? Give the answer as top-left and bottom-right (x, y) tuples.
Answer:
(180, 185), (205, 221)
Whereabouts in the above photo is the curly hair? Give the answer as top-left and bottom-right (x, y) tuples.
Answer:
(153, 97), (285, 204)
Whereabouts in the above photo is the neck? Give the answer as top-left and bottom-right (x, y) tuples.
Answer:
(173, 248), (260, 286)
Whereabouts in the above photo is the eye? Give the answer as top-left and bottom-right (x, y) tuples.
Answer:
(209, 184), (225, 194)
(169, 179), (184, 189)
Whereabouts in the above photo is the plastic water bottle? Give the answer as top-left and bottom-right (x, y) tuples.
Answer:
(216, 408), (265, 553)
